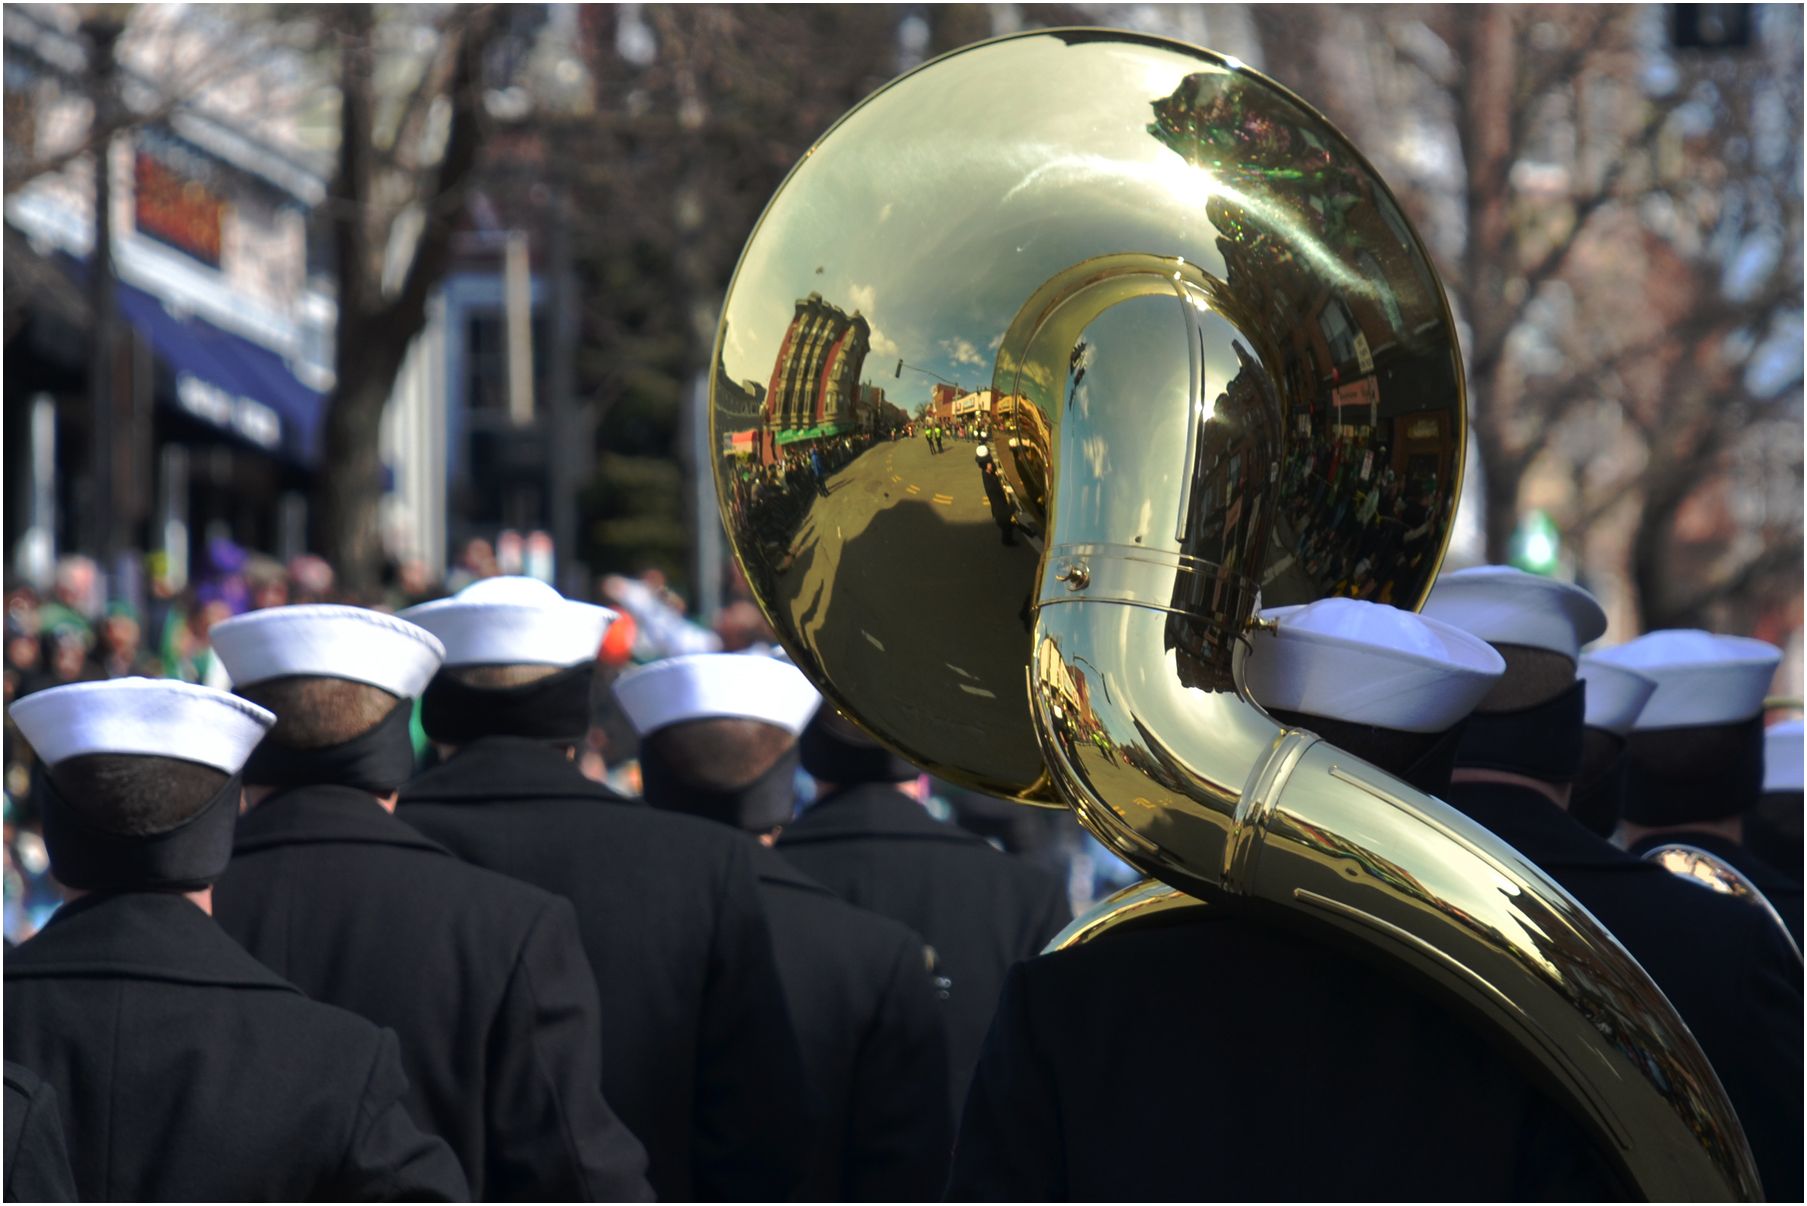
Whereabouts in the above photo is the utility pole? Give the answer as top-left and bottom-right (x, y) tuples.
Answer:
(545, 183), (584, 597)
(83, 11), (123, 600)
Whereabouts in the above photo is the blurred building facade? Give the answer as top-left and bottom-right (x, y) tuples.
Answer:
(2, 6), (578, 593)
(3, 6), (340, 592)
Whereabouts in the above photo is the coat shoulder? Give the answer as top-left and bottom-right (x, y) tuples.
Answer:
(769, 880), (929, 970)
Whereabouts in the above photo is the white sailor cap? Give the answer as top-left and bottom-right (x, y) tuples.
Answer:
(1765, 719), (1804, 793)
(1587, 629), (1781, 731)
(1421, 565), (1607, 661)
(1576, 656), (1657, 738)
(1244, 597), (1506, 734)
(615, 652), (822, 738)
(401, 576), (617, 668)
(8, 678), (274, 773)
(211, 604), (444, 698)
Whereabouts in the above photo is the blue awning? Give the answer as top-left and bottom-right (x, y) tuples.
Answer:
(114, 280), (324, 466)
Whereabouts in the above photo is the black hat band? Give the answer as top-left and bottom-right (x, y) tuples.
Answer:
(420, 661), (595, 745)
(242, 697), (418, 794)
(42, 769), (242, 893)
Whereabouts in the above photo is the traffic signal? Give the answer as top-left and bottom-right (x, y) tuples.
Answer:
(1671, 3), (1754, 51)
(1509, 509), (1562, 577)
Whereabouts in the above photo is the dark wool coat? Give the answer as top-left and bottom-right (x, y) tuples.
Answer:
(399, 737), (811, 1203)
(749, 843), (952, 1200)
(5, 892), (469, 1202)
(1450, 782), (1804, 1202)
(4, 1061), (76, 1203)
(213, 786), (652, 1202)
(775, 784), (1071, 1119)
(946, 910), (1627, 1201)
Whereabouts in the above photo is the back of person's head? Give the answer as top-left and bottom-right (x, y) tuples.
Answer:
(445, 663), (563, 690)
(798, 703), (920, 787)
(209, 606), (443, 792)
(235, 676), (401, 749)
(1421, 567), (1606, 788)
(1590, 630), (1783, 824)
(642, 717), (797, 796)
(1475, 644), (1577, 712)
(615, 653), (820, 830)
(1569, 657), (1656, 837)
(1243, 597), (1503, 798)
(1576, 727), (1625, 795)
(8, 679), (272, 891)
(48, 754), (229, 835)
(401, 578), (615, 745)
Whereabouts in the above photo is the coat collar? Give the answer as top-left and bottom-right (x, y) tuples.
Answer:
(778, 782), (990, 848)
(400, 735), (635, 806)
(747, 840), (839, 899)
(5, 892), (300, 994)
(234, 784), (451, 857)
(1445, 780), (1638, 871)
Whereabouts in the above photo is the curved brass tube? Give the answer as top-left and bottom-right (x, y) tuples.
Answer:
(1047, 878), (1203, 949)
(1644, 842), (1802, 962)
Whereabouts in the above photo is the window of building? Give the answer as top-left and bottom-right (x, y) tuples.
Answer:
(1318, 297), (1359, 366)
(465, 310), (549, 414)
(1357, 250), (1405, 339)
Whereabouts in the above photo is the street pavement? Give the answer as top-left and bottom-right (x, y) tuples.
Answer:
(769, 434), (1048, 796)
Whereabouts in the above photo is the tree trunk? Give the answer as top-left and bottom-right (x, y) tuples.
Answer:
(312, 6), (492, 595)
(1476, 426), (1520, 566)
(1631, 431), (1726, 632)
(314, 371), (390, 596)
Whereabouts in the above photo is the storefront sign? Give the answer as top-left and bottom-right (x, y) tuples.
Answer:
(176, 372), (280, 450)
(1353, 331), (1374, 374)
(1405, 414), (1442, 441)
(1332, 376), (1379, 409)
(134, 131), (227, 268)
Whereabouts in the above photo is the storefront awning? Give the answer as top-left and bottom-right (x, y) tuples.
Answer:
(775, 422), (848, 446)
(115, 280), (324, 467)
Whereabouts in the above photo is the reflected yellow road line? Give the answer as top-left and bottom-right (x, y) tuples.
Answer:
(906, 484), (921, 494)
(933, 494), (954, 505)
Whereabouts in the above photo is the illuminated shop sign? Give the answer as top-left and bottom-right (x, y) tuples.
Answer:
(133, 130), (228, 268)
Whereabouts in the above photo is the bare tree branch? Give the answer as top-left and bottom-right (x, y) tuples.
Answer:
(1664, 532), (1804, 624)
(4, 14), (310, 194)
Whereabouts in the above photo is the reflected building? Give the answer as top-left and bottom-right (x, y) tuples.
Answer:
(1166, 344), (1282, 690)
(759, 292), (871, 463)
(995, 393), (1050, 520)
(931, 383), (960, 418)
(716, 339), (768, 434)
(859, 384), (909, 434)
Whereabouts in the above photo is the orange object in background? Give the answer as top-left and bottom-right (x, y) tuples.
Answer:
(599, 611), (638, 667)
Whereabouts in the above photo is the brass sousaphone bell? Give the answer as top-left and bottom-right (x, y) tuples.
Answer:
(710, 29), (1761, 1199)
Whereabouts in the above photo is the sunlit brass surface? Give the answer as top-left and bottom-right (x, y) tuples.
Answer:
(1047, 877), (1202, 948)
(1645, 842), (1802, 961)
(711, 29), (1760, 1200)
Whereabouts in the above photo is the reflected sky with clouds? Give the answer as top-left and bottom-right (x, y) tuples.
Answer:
(720, 36), (1256, 407)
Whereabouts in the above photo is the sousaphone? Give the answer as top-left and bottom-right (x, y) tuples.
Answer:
(710, 29), (1761, 1199)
